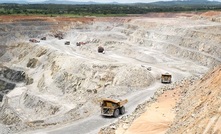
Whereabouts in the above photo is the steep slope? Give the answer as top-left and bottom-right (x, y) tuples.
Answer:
(167, 65), (221, 134)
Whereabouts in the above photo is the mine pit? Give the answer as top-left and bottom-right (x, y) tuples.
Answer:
(0, 12), (220, 134)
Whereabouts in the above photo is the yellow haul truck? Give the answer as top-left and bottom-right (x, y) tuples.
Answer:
(100, 98), (128, 118)
(161, 73), (172, 83)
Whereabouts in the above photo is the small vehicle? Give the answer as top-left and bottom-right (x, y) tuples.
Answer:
(100, 98), (128, 118)
(29, 39), (40, 43)
(65, 41), (70, 45)
(54, 32), (64, 40)
(98, 46), (104, 53)
(41, 37), (46, 40)
(76, 42), (86, 46)
(161, 73), (172, 83)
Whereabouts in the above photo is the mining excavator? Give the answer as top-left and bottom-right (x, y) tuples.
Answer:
(100, 98), (128, 118)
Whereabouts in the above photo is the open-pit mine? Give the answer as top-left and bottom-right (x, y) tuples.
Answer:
(0, 12), (221, 134)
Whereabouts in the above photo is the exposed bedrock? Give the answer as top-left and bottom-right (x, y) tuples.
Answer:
(0, 67), (31, 102)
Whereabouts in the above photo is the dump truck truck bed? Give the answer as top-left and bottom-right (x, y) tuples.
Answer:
(100, 98), (128, 117)
(161, 73), (172, 83)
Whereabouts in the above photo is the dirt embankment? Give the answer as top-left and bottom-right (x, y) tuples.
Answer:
(167, 65), (221, 134)
(119, 88), (180, 134)
(0, 15), (94, 23)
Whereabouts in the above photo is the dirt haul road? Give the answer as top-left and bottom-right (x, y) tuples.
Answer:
(26, 84), (161, 134)
(26, 83), (184, 134)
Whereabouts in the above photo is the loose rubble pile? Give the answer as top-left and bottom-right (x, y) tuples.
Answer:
(29, 39), (40, 43)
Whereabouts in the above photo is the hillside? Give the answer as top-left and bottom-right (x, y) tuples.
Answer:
(1, 0), (221, 16)
(149, 0), (221, 6)
(0, 0), (220, 5)
(167, 65), (221, 133)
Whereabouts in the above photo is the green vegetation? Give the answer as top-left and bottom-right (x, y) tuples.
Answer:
(0, 3), (220, 16)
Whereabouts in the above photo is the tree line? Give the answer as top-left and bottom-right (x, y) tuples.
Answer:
(0, 3), (220, 16)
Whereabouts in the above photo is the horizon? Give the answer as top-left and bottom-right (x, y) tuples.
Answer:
(1, 0), (221, 4)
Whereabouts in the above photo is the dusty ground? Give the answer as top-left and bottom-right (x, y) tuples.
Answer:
(117, 88), (180, 134)
(0, 11), (221, 134)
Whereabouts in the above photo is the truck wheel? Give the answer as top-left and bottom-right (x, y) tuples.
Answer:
(120, 106), (125, 115)
(113, 109), (119, 118)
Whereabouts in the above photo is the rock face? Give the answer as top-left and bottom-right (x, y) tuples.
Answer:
(0, 67), (28, 101)
(167, 65), (221, 134)
(1, 68), (25, 82)
(27, 58), (38, 68)
(0, 79), (15, 101)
